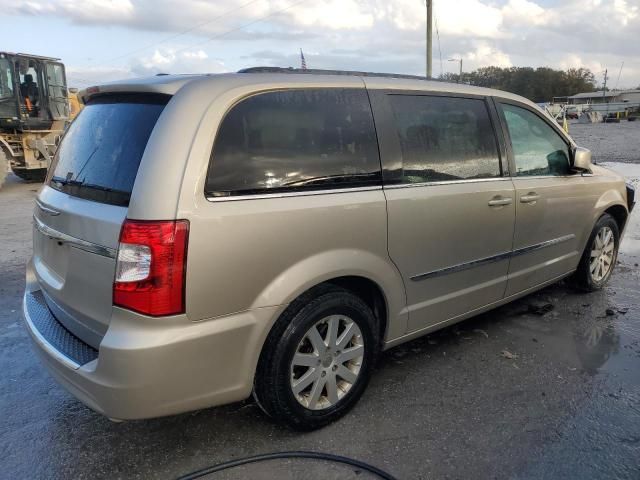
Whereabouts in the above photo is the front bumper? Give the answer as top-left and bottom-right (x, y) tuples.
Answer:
(22, 287), (280, 420)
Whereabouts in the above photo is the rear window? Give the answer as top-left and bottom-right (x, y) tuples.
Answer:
(205, 88), (381, 197)
(49, 94), (169, 206)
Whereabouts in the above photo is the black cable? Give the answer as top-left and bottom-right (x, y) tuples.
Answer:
(177, 450), (398, 480)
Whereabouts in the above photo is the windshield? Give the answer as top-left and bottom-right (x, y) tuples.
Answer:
(0, 57), (14, 100)
(49, 94), (170, 206)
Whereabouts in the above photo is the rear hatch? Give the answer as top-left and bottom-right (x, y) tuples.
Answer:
(33, 93), (169, 348)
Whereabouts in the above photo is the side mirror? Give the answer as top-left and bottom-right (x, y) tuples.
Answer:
(572, 147), (592, 173)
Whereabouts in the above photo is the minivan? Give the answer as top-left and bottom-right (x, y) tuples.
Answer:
(23, 68), (635, 430)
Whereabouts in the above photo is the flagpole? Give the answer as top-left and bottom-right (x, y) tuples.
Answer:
(300, 48), (307, 70)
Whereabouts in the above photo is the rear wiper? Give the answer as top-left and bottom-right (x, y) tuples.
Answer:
(51, 176), (84, 186)
(77, 183), (127, 195)
(51, 177), (128, 195)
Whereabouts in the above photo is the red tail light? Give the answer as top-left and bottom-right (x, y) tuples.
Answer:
(113, 219), (189, 316)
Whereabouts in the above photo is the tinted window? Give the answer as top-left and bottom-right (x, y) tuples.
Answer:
(206, 89), (380, 197)
(500, 103), (570, 176)
(389, 95), (501, 183)
(49, 94), (169, 206)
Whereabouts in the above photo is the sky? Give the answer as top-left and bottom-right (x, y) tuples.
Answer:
(1, 0), (639, 92)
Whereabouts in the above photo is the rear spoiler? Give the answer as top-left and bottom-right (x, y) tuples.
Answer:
(78, 74), (203, 104)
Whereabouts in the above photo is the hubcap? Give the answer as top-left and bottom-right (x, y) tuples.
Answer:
(590, 226), (615, 282)
(290, 315), (364, 411)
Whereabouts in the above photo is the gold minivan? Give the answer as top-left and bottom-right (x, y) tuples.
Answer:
(23, 68), (635, 430)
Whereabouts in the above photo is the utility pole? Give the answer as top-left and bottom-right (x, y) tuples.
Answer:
(602, 69), (609, 118)
(426, 0), (433, 79)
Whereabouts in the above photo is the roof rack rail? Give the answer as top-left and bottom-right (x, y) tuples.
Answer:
(0, 52), (61, 61)
(238, 66), (435, 82)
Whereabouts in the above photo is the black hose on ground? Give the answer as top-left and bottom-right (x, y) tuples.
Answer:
(177, 450), (398, 480)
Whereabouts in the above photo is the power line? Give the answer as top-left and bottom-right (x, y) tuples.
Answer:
(434, 12), (443, 77)
(107, 0), (263, 64)
(169, 0), (311, 59)
(83, 0), (264, 68)
(614, 61), (624, 90)
(69, 0), (311, 86)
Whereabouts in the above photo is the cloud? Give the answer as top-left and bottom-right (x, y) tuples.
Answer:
(285, 0), (374, 29)
(502, 0), (547, 26)
(130, 48), (227, 76)
(65, 65), (131, 87)
(464, 42), (513, 69)
(4, 0), (640, 87)
(67, 48), (227, 86)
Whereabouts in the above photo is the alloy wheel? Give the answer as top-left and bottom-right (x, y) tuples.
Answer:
(290, 315), (365, 410)
(590, 226), (615, 282)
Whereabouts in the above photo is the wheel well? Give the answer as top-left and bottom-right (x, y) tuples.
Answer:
(325, 276), (388, 344)
(604, 205), (628, 232)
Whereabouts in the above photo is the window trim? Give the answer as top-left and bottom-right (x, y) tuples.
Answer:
(493, 97), (576, 178)
(205, 185), (382, 202)
(368, 89), (507, 187)
(204, 87), (383, 201)
(383, 176), (512, 190)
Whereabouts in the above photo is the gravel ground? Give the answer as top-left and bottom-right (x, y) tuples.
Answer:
(0, 123), (639, 479)
(569, 120), (640, 164)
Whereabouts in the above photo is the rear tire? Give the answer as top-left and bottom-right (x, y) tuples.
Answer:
(11, 167), (47, 183)
(254, 285), (379, 430)
(570, 213), (620, 292)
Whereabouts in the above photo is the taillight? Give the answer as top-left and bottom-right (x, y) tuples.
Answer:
(113, 219), (189, 316)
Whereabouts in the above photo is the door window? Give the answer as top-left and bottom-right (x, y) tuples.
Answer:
(388, 95), (501, 183)
(206, 89), (381, 197)
(0, 57), (13, 99)
(16, 60), (42, 116)
(46, 63), (69, 119)
(500, 103), (570, 176)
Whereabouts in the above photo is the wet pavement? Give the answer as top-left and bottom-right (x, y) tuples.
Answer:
(1, 126), (639, 479)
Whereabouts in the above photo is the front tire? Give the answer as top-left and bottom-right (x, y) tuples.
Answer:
(254, 285), (379, 430)
(571, 213), (620, 291)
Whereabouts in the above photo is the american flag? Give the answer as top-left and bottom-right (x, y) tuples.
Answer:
(300, 49), (307, 70)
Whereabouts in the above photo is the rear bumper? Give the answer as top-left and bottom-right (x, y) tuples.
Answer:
(22, 287), (281, 420)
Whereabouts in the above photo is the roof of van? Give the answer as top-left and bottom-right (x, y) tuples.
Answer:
(78, 68), (531, 106)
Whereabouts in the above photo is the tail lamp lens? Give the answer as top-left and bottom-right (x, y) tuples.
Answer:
(113, 219), (189, 316)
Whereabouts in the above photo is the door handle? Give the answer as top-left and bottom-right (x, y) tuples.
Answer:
(488, 196), (513, 207)
(520, 192), (540, 204)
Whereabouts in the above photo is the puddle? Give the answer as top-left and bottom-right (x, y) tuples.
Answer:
(516, 159), (640, 479)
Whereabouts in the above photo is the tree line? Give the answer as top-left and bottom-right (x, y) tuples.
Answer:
(439, 66), (598, 103)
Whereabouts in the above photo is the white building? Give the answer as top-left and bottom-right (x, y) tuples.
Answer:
(566, 89), (640, 115)
(567, 89), (640, 105)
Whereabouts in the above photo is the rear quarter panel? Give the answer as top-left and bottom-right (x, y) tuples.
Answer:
(164, 76), (407, 342)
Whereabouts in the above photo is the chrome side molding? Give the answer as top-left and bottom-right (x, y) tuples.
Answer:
(33, 216), (117, 259)
(411, 234), (576, 281)
(36, 199), (61, 216)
